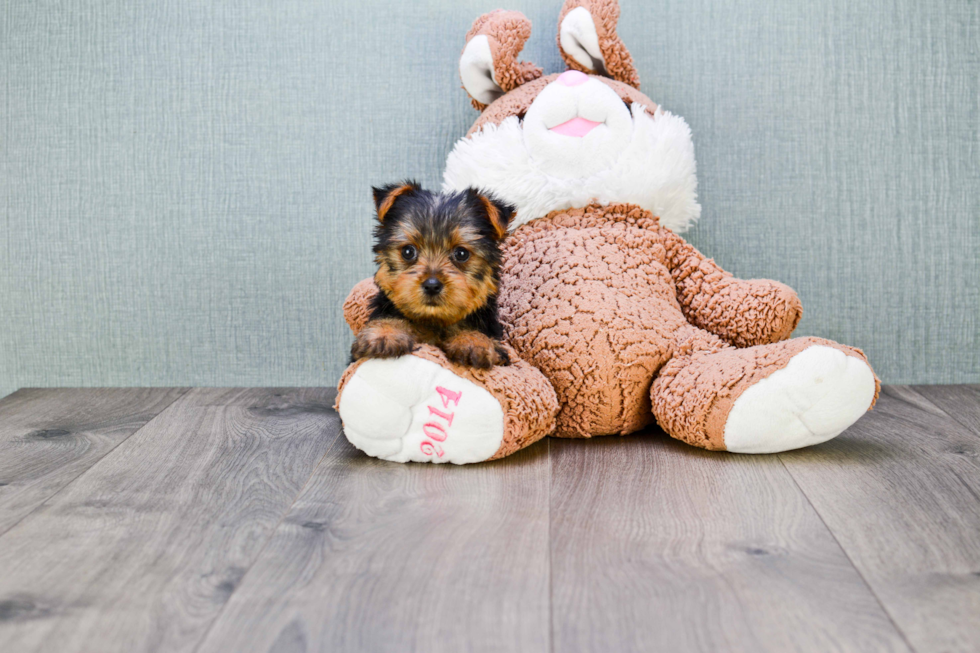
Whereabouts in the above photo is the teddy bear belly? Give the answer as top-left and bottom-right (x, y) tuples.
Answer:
(498, 205), (697, 438)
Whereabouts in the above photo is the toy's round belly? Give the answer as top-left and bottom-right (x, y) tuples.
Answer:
(497, 203), (689, 437)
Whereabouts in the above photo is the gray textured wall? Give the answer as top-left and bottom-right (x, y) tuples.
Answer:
(1, 0), (977, 398)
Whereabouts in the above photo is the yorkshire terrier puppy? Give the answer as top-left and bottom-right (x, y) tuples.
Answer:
(350, 181), (514, 369)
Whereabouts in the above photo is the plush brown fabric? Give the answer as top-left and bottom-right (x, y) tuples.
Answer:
(497, 203), (878, 440)
(499, 203), (720, 437)
(342, 277), (376, 334)
(336, 335), (558, 461)
(557, 0), (641, 89)
(463, 10), (543, 111)
(663, 227), (803, 347)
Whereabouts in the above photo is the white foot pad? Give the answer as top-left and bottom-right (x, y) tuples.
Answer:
(338, 355), (505, 464)
(724, 345), (876, 454)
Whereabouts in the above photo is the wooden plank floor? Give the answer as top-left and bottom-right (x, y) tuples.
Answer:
(0, 385), (976, 653)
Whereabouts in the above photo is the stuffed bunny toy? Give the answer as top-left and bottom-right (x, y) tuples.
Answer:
(336, 0), (879, 464)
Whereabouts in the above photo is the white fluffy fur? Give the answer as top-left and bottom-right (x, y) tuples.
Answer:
(443, 106), (701, 233)
(339, 355), (504, 464)
(724, 346), (877, 454)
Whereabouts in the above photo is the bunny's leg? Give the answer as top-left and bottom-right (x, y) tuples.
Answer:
(651, 334), (879, 453)
(337, 279), (557, 463)
(337, 344), (556, 463)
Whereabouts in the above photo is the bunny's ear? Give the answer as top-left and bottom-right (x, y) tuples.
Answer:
(557, 0), (640, 89)
(460, 10), (543, 111)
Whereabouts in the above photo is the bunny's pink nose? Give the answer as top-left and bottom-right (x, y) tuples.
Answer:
(557, 70), (589, 87)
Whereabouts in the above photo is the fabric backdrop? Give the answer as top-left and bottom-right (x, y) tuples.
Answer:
(1, 0), (977, 398)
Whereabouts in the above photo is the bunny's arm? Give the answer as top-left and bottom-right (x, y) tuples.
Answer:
(660, 227), (802, 348)
(343, 278), (379, 335)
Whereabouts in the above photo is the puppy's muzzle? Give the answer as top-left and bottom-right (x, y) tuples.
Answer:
(422, 277), (444, 297)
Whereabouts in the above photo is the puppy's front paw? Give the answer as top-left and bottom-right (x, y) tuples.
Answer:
(493, 343), (511, 366)
(351, 320), (416, 360)
(443, 332), (508, 370)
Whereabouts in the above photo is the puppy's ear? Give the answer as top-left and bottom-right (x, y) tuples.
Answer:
(372, 181), (421, 223)
(469, 188), (514, 240)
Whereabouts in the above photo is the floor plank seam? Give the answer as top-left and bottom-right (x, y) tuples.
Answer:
(0, 388), (192, 541)
(5, 387), (974, 651)
(776, 455), (919, 653)
(189, 420), (345, 653)
(909, 386), (980, 437)
(547, 438), (554, 653)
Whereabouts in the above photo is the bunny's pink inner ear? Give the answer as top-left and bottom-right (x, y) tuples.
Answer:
(557, 0), (640, 89)
(460, 10), (543, 111)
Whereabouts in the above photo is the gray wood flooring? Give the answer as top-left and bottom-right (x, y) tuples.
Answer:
(0, 385), (976, 653)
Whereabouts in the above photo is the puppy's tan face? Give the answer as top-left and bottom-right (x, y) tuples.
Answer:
(371, 186), (508, 327)
(375, 220), (498, 326)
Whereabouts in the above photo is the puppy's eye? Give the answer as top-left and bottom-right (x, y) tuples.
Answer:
(452, 247), (470, 263)
(400, 245), (417, 261)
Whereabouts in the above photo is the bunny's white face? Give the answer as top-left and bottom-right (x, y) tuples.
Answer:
(444, 5), (701, 234)
(443, 72), (700, 234)
(521, 70), (633, 178)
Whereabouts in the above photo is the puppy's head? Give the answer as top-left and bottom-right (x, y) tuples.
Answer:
(371, 182), (513, 326)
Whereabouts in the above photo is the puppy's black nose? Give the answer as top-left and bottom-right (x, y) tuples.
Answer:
(422, 277), (443, 296)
